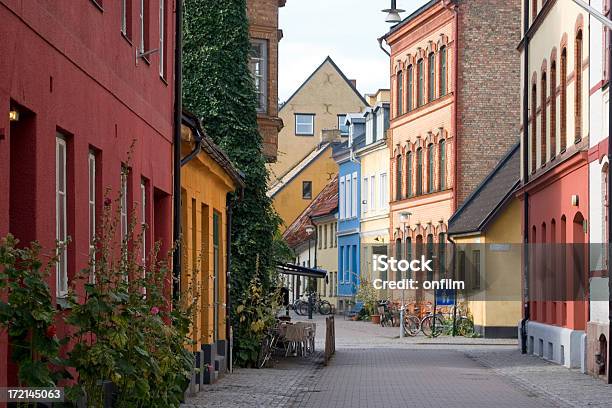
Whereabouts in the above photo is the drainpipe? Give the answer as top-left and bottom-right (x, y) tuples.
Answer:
(172, 0), (183, 303)
(520, 0), (531, 354)
(377, 36), (391, 57)
(225, 192), (233, 373)
(607, 25), (612, 385)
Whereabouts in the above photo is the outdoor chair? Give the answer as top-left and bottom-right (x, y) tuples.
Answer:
(343, 301), (364, 320)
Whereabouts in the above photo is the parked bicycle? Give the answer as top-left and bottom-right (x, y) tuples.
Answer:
(378, 300), (396, 327)
(257, 322), (281, 368)
(420, 305), (474, 338)
(296, 294), (332, 315)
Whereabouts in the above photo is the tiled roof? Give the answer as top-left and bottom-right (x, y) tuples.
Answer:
(283, 175), (338, 248)
(447, 144), (520, 236)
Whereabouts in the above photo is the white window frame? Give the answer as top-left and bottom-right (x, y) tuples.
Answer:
(345, 176), (351, 219)
(139, 0), (145, 53)
(295, 114), (315, 136)
(56, 137), (68, 297)
(250, 39), (268, 113)
(88, 151), (96, 283)
(141, 180), (147, 267)
(338, 114), (348, 136)
(121, 0), (127, 35)
(380, 172), (388, 209)
(370, 175), (376, 212)
(159, 0), (165, 77)
(362, 177), (369, 213)
(351, 172), (358, 218)
(120, 170), (128, 241)
(339, 178), (345, 219)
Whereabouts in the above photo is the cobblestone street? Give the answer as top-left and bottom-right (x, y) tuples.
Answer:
(182, 315), (612, 407)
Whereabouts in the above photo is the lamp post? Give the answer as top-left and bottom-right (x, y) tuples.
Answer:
(305, 224), (316, 320)
(571, 0), (612, 384)
(398, 211), (412, 338)
(382, 0), (405, 24)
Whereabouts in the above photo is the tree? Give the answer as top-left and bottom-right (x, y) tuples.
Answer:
(182, 0), (284, 366)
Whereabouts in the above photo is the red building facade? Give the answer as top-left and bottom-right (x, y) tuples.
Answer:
(0, 0), (175, 387)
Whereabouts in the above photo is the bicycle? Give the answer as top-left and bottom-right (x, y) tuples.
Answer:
(420, 305), (474, 337)
(297, 294), (332, 315)
(257, 322), (281, 368)
(378, 300), (395, 327)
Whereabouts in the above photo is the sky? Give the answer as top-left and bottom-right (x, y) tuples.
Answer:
(278, 0), (427, 102)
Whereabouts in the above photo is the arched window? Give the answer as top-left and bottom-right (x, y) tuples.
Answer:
(428, 143), (435, 193)
(426, 234), (434, 281)
(439, 46), (447, 96)
(428, 52), (435, 102)
(396, 155), (403, 201)
(407, 65), (413, 112)
(560, 48), (567, 150)
(395, 238), (403, 280)
(397, 70), (404, 117)
(541, 72), (547, 167)
(438, 232), (446, 278)
(416, 147), (423, 195)
(406, 151), (413, 197)
(405, 237), (413, 279)
(439, 140), (446, 190)
(575, 30), (583, 143)
(531, 83), (537, 173)
(550, 61), (557, 159)
(417, 59), (425, 107)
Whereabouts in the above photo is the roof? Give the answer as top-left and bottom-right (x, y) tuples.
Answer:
(447, 143), (520, 236)
(181, 111), (245, 188)
(381, 0), (441, 41)
(282, 175), (338, 248)
(279, 56), (369, 109)
(267, 142), (334, 197)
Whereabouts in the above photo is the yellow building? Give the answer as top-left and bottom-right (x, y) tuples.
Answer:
(355, 90), (391, 293)
(268, 130), (343, 230)
(181, 112), (244, 385)
(268, 57), (368, 182)
(447, 144), (521, 338)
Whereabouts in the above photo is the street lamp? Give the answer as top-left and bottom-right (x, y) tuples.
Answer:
(382, 0), (405, 24)
(305, 224), (316, 320)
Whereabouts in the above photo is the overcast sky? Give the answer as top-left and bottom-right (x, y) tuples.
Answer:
(278, 0), (426, 102)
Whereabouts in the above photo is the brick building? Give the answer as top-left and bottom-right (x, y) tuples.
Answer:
(0, 0), (175, 388)
(517, 0), (590, 369)
(247, 0), (286, 161)
(381, 0), (521, 289)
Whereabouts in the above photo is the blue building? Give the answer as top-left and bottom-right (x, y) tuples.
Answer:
(334, 113), (366, 310)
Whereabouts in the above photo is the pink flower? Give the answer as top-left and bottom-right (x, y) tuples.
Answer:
(150, 306), (160, 315)
(104, 197), (112, 207)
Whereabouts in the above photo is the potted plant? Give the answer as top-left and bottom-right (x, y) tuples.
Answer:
(356, 278), (379, 324)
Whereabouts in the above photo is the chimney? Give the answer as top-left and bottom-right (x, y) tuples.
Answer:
(320, 128), (342, 144)
(349, 79), (357, 89)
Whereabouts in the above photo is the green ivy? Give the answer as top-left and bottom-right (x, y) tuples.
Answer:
(183, 0), (289, 366)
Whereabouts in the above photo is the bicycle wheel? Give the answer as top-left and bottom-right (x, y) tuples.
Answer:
(257, 334), (272, 368)
(421, 315), (445, 338)
(298, 301), (310, 316)
(294, 300), (304, 315)
(403, 315), (421, 337)
(318, 300), (332, 315)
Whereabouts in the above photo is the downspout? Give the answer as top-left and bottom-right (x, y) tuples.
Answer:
(172, 0), (183, 303)
(520, 0), (531, 354)
(377, 36), (391, 57)
(449, 2), (459, 212)
(607, 25), (612, 385)
(225, 192), (233, 373)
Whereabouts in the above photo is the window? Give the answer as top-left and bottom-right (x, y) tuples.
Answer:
(302, 181), (312, 199)
(472, 250), (481, 290)
(407, 65), (413, 111)
(363, 177), (369, 213)
(120, 169), (128, 241)
(531, 83), (537, 172)
(397, 70), (404, 116)
(380, 173), (388, 208)
(139, 0), (148, 54)
(339, 178), (345, 219)
(141, 180), (147, 267)
(416, 148), (423, 195)
(121, 0), (132, 38)
(575, 30), (583, 143)
(428, 143), (435, 193)
(428, 53), (435, 102)
(560, 48), (567, 151)
(323, 224), (328, 249)
(603, 165), (609, 268)
(159, 0), (166, 77)
(338, 114), (348, 136)
(250, 40), (268, 113)
(531, 0), (537, 23)
(370, 175), (376, 211)
(88, 151), (96, 283)
(403, 151), (411, 198)
(395, 155), (403, 200)
(318, 225), (322, 249)
(405, 237), (412, 279)
(351, 172), (358, 218)
(439, 140), (446, 190)
(417, 59), (424, 107)
(213, 211), (220, 341)
(440, 47), (447, 96)
(426, 234), (434, 281)
(438, 233), (446, 277)
(458, 250), (466, 282)
(550, 61), (557, 159)
(295, 114), (314, 136)
(541, 72), (547, 167)
(56, 136), (68, 297)
(333, 223), (337, 247)
(346, 176), (351, 218)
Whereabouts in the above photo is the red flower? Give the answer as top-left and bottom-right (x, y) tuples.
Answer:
(46, 325), (57, 338)
(150, 306), (160, 316)
(104, 197), (112, 207)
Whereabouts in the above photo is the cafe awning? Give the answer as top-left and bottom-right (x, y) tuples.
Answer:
(277, 263), (327, 278)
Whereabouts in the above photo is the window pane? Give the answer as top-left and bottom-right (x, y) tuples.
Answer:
(302, 181), (312, 199)
(338, 115), (348, 135)
(295, 114), (314, 135)
(249, 40), (267, 112)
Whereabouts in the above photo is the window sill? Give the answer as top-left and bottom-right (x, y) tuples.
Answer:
(56, 296), (73, 310)
(295, 133), (314, 137)
(90, 0), (104, 12)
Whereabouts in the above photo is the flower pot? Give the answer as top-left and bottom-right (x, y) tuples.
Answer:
(370, 314), (381, 324)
